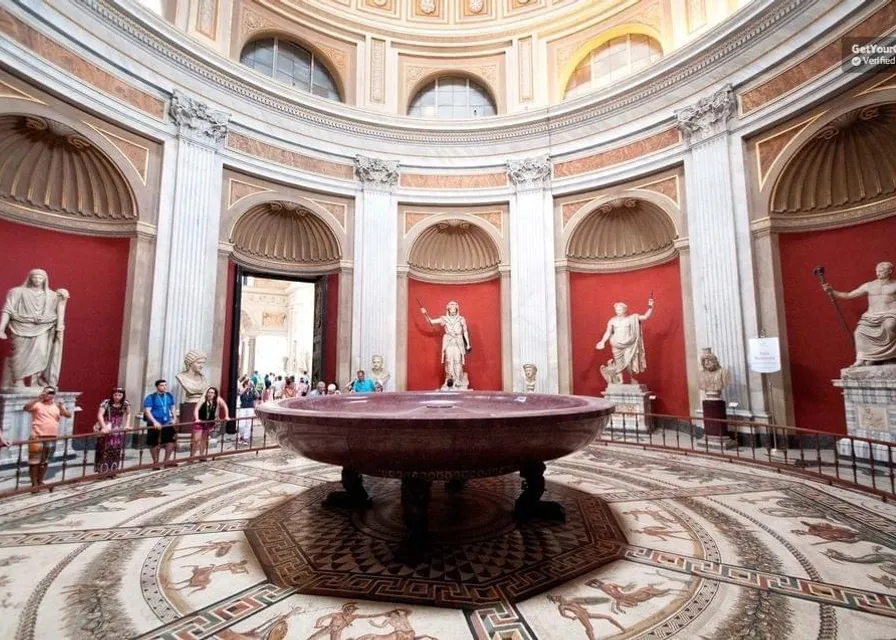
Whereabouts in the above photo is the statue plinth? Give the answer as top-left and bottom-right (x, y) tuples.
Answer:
(601, 383), (654, 436)
(698, 399), (736, 449)
(0, 390), (80, 462)
(833, 364), (896, 460)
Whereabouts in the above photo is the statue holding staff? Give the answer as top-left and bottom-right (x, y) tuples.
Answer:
(0, 269), (70, 389)
(819, 261), (896, 367)
(420, 300), (472, 389)
(595, 295), (655, 384)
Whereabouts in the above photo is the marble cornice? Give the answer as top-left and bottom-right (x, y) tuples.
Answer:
(750, 200), (896, 235)
(60, 0), (824, 147)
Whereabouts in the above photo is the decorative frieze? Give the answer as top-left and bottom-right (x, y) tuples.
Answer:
(168, 90), (229, 144)
(506, 155), (551, 191)
(676, 85), (735, 144)
(355, 155), (400, 190)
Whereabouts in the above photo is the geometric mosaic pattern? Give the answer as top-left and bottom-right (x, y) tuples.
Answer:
(246, 475), (628, 608)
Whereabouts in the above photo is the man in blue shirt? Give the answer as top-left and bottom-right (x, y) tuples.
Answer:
(349, 370), (376, 393)
(143, 379), (179, 469)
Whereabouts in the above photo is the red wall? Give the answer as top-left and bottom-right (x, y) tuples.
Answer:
(779, 215), (896, 434)
(569, 259), (689, 416)
(407, 278), (502, 391)
(324, 272), (339, 385)
(0, 218), (130, 434)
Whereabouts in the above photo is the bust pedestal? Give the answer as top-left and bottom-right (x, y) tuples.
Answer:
(602, 383), (653, 436)
(698, 398), (736, 449)
(834, 365), (896, 460)
(179, 402), (197, 437)
(0, 390), (80, 462)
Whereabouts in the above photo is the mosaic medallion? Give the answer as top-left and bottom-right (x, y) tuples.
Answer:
(245, 474), (627, 608)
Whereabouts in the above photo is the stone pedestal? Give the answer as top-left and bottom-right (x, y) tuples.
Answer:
(0, 391), (80, 461)
(834, 365), (896, 460)
(179, 402), (197, 437)
(699, 398), (736, 449)
(602, 383), (653, 435)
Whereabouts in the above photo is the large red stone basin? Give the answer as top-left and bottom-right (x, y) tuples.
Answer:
(255, 391), (614, 478)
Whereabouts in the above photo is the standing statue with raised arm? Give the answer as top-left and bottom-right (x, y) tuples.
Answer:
(596, 296), (655, 384)
(0, 269), (70, 390)
(420, 300), (472, 390)
(822, 261), (896, 368)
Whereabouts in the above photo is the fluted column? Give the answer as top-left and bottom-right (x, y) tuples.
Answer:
(153, 90), (229, 388)
(677, 85), (750, 409)
(352, 155), (399, 381)
(507, 156), (558, 393)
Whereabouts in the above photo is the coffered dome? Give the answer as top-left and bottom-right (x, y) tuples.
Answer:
(772, 104), (896, 215)
(231, 201), (342, 269)
(0, 116), (136, 220)
(567, 198), (677, 268)
(408, 219), (500, 279)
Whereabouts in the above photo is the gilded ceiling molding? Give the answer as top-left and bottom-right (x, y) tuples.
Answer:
(230, 201), (342, 272)
(169, 90), (230, 144)
(72, 0), (816, 145)
(506, 155), (551, 191)
(0, 115), (137, 222)
(676, 84), (735, 145)
(407, 218), (501, 282)
(770, 104), (896, 215)
(355, 155), (400, 191)
(565, 197), (678, 272)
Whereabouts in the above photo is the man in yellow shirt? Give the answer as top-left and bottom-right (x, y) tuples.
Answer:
(23, 387), (73, 487)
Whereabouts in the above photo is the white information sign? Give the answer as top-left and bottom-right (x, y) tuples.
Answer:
(748, 337), (781, 373)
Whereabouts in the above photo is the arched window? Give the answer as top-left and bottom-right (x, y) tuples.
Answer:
(408, 76), (497, 119)
(564, 34), (663, 99)
(240, 38), (341, 102)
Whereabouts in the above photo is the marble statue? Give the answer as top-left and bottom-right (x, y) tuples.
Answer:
(176, 349), (210, 403)
(599, 358), (623, 385)
(370, 354), (391, 389)
(595, 296), (655, 384)
(421, 301), (471, 390)
(697, 347), (729, 399)
(0, 269), (70, 390)
(823, 261), (896, 367)
(522, 363), (537, 392)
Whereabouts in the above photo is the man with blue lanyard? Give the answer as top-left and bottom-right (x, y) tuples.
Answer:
(143, 379), (179, 469)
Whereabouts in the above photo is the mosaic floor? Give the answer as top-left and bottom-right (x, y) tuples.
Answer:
(0, 444), (895, 639)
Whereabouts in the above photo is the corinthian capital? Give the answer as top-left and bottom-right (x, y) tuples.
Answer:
(676, 85), (735, 144)
(168, 90), (230, 144)
(506, 155), (551, 191)
(355, 155), (400, 190)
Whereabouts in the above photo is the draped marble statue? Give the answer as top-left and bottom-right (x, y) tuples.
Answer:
(595, 297), (655, 384)
(421, 301), (472, 390)
(0, 269), (69, 389)
(175, 349), (210, 403)
(824, 261), (896, 368)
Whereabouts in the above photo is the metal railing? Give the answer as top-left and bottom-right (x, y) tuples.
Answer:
(0, 415), (277, 498)
(599, 411), (896, 501)
(2, 409), (892, 503)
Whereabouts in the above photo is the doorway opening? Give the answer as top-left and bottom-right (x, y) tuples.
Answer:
(227, 265), (328, 408)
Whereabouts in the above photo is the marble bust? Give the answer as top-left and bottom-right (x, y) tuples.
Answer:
(522, 363), (537, 392)
(370, 354), (391, 389)
(0, 268), (70, 390)
(596, 297), (655, 384)
(697, 347), (729, 400)
(175, 349), (209, 403)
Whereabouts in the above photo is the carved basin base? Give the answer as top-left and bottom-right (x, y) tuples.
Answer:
(245, 474), (627, 609)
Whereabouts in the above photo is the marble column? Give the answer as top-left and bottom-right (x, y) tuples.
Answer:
(352, 155), (399, 381)
(506, 156), (559, 393)
(150, 90), (229, 392)
(677, 86), (751, 410)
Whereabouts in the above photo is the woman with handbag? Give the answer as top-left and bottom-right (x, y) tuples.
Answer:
(192, 386), (229, 460)
(94, 388), (131, 475)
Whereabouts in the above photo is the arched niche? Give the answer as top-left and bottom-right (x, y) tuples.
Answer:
(406, 218), (502, 282)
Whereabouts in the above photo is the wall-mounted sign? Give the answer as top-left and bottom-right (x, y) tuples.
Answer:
(748, 337), (781, 373)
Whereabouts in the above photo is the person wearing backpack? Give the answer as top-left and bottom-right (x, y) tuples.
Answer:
(142, 379), (179, 469)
